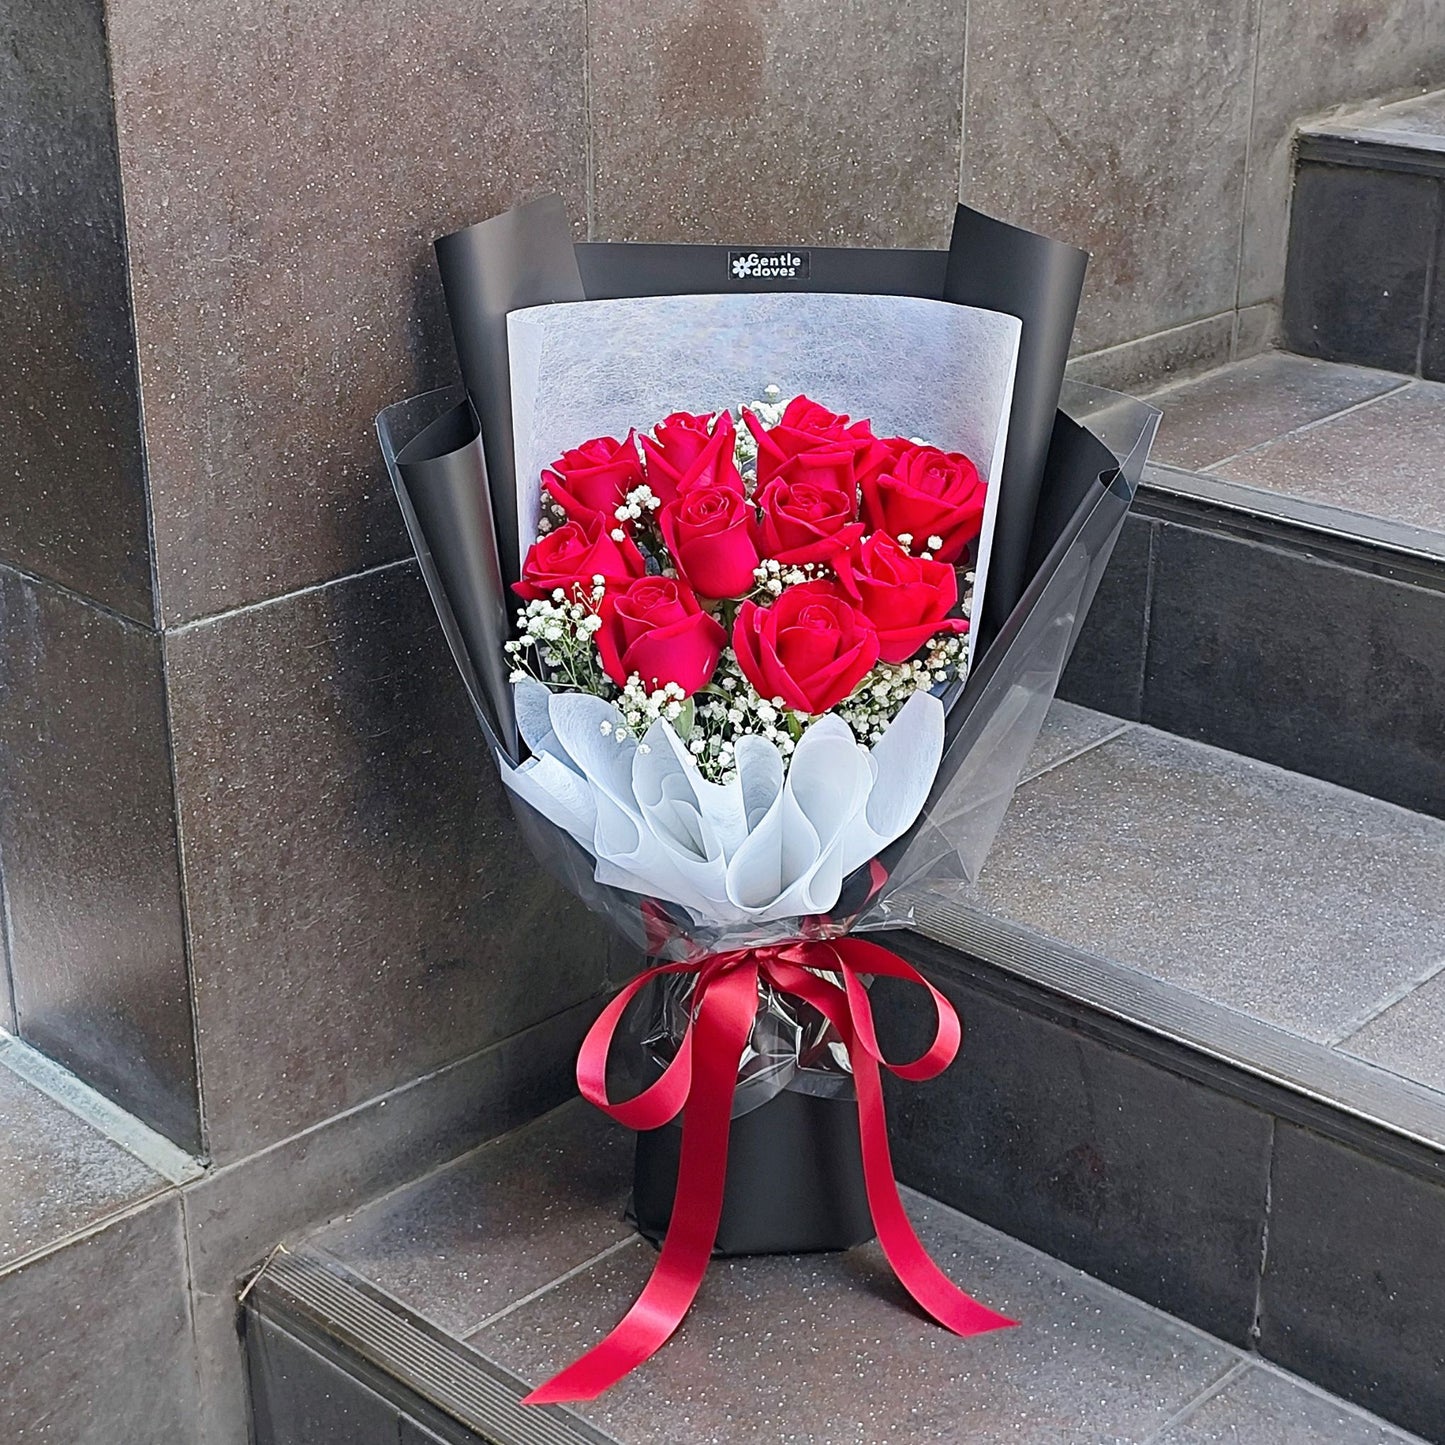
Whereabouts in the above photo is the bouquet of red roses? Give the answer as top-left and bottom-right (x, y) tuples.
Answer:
(377, 198), (1158, 1406)
(501, 391), (984, 917)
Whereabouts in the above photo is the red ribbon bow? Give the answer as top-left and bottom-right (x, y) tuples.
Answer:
(523, 936), (1016, 1405)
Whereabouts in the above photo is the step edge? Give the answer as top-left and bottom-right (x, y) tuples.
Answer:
(1141, 464), (1445, 571)
(249, 1244), (618, 1445)
(904, 908), (1445, 1171)
(1296, 129), (1445, 178)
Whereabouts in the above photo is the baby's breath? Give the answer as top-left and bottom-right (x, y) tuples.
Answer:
(505, 577), (614, 696)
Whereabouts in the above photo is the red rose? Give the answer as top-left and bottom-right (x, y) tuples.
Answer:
(543, 432), (644, 521)
(732, 581), (880, 715)
(834, 533), (969, 664)
(659, 482), (761, 600)
(746, 395), (901, 494)
(752, 475), (865, 566)
(514, 514), (645, 601)
(641, 411), (741, 504)
(861, 444), (986, 564)
(595, 576), (727, 697)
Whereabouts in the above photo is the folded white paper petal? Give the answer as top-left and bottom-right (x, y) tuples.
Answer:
(514, 678), (568, 766)
(835, 690), (947, 877)
(499, 682), (946, 925)
(734, 735), (785, 833)
(499, 754), (595, 850)
(725, 781), (823, 914)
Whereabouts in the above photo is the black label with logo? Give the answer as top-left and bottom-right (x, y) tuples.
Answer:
(727, 249), (810, 281)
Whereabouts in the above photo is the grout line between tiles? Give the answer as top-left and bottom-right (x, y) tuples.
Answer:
(0, 557), (157, 634)
(1199, 375), (1415, 473)
(1137, 1358), (1252, 1444)
(1136, 519), (1158, 717)
(1326, 954), (1445, 1047)
(0, 1181), (178, 1282)
(903, 1182), (1250, 1363)
(582, 0), (595, 241)
(1414, 183), (1443, 375)
(166, 555), (413, 636)
(1249, 1356), (1433, 1442)
(461, 1236), (641, 1340)
(309, 1093), (591, 1235)
(1018, 721), (1134, 788)
(1227, 0), (1265, 330)
(1249, 1114), (1275, 1349)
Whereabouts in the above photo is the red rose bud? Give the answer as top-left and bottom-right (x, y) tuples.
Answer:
(861, 444), (986, 564)
(514, 514), (645, 601)
(732, 581), (881, 715)
(834, 532), (969, 664)
(659, 481), (761, 600)
(640, 411), (741, 504)
(752, 475), (865, 566)
(595, 576), (727, 697)
(543, 432), (644, 521)
(745, 395), (900, 496)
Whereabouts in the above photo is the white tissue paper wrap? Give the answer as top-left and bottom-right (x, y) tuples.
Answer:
(500, 680), (944, 927)
(507, 292), (1021, 669)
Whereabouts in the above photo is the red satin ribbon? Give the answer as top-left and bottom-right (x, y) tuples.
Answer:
(522, 937), (1016, 1406)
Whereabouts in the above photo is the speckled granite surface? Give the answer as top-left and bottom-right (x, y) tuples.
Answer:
(0, 1061), (168, 1272)
(303, 1101), (1426, 1444)
(1146, 353), (1445, 536)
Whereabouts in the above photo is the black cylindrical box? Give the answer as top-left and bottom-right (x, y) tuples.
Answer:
(631, 1084), (875, 1256)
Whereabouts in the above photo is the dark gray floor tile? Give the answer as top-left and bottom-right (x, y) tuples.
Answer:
(107, 0), (587, 623)
(963, 0), (1255, 353)
(1341, 968), (1445, 1094)
(1283, 165), (1441, 375)
(1146, 354), (1408, 472)
(1213, 381), (1445, 534)
(878, 971), (1271, 1344)
(1239, 0), (1445, 308)
(588, 0), (966, 248)
(0, 0), (153, 622)
(183, 1001), (594, 1445)
(1058, 514), (1153, 719)
(1021, 701), (1130, 782)
(961, 728), (1445, 1042)
(1144, 523), (1445, 818)
(165, 564), (609, 1161)
(467, 1193), (1234, 1444)
(0, 1066), (166, 1271)
(1156, 1363), (1424, 1444)
(0, 1195), (200, 1444)
(0, 570), (200, 1151)
(249, 1317), (400, 1445)
(315, 1103), (634, 1335)
(1259, 1124), (1445, 1441)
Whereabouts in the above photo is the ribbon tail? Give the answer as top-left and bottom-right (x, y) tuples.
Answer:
(523, 962), (761, 1405)
(853, 1047), (1017, 1336)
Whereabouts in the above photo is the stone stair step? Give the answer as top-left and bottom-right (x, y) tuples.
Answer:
(1281, 89), (1445, 376)
(245, 1103), (1428, 1445)
(1142, 352), (1445, 544)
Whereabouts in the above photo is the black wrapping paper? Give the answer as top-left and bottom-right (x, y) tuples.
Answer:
(942, 207), (1089, 652)
(378, 199), (1159, 1258)
(433, 195), (586, 589)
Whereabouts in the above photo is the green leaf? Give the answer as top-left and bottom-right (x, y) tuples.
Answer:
(675, 698), (695, 740)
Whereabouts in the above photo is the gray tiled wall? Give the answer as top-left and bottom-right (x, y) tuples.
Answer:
(0, 0), (152, 623)
(1, 0), (1442, 1280)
